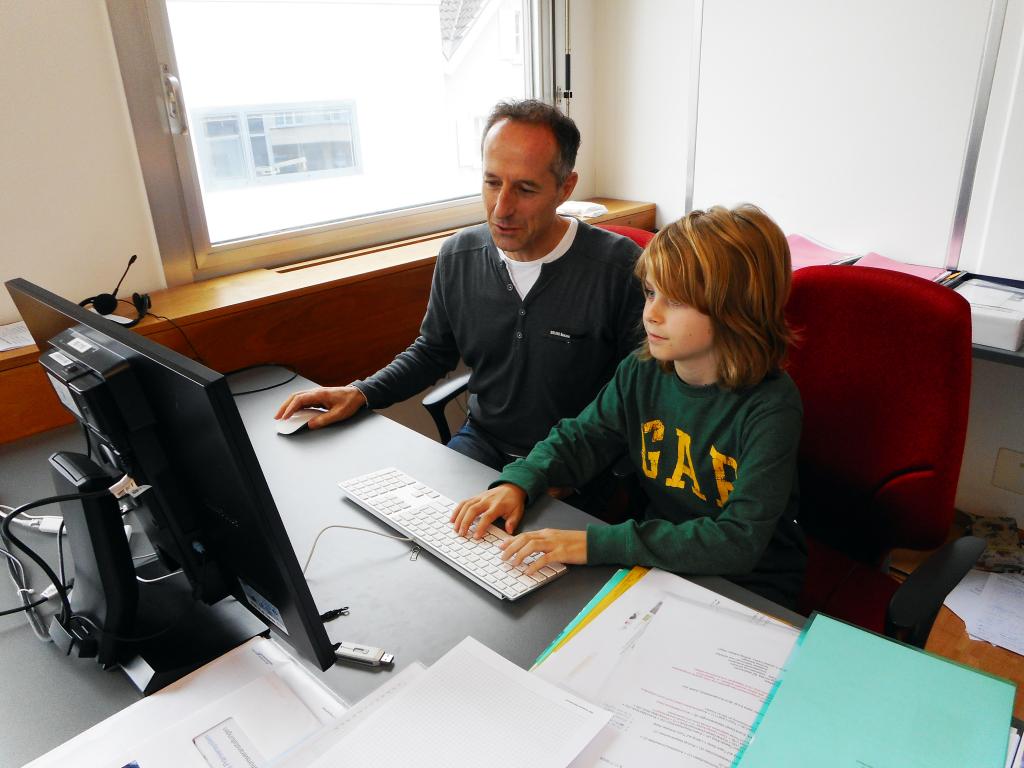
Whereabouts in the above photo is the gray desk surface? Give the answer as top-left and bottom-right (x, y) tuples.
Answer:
(0, 371), (801, 768)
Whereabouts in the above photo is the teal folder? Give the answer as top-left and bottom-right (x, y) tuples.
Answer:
(733, 613), (1015, 767)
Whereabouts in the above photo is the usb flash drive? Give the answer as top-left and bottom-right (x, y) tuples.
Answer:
(335, 641), (395, 667)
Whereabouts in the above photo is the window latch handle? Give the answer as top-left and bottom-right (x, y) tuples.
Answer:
(161, 66), (189, 136)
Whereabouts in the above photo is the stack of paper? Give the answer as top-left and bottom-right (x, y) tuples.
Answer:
(28, 637), (348, 768)
(273, 637), (611, 768)
(532, 568), (799, 768)
(557, 201), (609, 219)
(945, 569), (1024, 655)
(786, 234), (860, 270)
(0, 320), (33, 352)
(734, 614), (1015, 767)
(954, 278), (1024, 351)
(853, 251), (952, 282)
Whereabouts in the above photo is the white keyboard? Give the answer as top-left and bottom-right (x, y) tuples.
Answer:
(338, 468), (567, 601)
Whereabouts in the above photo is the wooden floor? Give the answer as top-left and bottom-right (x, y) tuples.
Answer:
(927, 606), (1024, 722)
(894, 540), (1024, 722)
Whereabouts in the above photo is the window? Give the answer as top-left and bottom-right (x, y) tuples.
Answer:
(110, 0), (553, 280)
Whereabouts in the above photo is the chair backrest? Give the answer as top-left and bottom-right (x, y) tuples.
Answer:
(595, 223), (656, 249)
(785, 266), (972, 565)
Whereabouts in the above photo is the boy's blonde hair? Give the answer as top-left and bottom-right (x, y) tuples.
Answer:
(635, 204), (794, 390)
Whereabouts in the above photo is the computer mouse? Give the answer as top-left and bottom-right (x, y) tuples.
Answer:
(275, 409), (322, 435)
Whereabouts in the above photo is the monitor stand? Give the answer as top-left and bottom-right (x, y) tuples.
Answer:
(122, 575), (266, 695)
(49, 450), (266, 695)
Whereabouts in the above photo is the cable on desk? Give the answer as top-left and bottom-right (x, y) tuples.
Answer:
(73, 560), (205, 644)
(135, 568), (183, 584)
(0, 542), (49, 638)
(57, 521), (67, 598)
(225, 363), (299, 396)
(1, 489), (115, 632)
(0, 594), (48, 617)
(302, 524), (413, 575)
(1, 503), (47, 522)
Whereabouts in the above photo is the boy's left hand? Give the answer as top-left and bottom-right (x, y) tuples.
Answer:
(499, 528), (587, 576)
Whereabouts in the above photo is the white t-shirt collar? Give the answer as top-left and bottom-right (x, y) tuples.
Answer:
(498, 217), (578, 300)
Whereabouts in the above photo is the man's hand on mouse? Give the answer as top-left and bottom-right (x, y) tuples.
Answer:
(275, 386), (368, 429)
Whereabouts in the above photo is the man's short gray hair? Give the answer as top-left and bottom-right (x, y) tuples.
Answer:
(482, 99), (581, 184)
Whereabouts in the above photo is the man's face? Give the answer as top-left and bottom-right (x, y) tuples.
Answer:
(481, 119), (578, 262)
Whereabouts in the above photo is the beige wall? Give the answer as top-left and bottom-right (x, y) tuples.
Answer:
(0, 0), (164, 325)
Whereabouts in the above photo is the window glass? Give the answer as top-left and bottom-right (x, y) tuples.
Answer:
(165, 0), (531, 246)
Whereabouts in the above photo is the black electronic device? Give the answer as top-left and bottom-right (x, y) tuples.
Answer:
(5, 278), (336, 692)
(78, 254), (151, 328)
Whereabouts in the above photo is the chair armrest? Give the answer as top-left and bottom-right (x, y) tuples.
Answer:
(611, 453), (633, 479)
(420, 372), (470, 445)
(886, 536), (986, 648)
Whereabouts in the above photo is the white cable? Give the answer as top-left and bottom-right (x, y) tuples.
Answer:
(1, 542), (50, 641)
(136, 569), (182, 584)
(0, 505), (46, 521)
(302, 524), (413, 574)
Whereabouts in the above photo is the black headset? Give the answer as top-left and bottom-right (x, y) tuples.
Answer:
(79, 254), (152, 328)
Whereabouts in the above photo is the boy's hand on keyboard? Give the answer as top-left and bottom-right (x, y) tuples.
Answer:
(499, 529), (587, 575)
(451, 484), (526, 537)
(275, 386), (367, 429)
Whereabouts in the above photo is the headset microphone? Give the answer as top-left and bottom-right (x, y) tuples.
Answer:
(79, 254), (151, 328)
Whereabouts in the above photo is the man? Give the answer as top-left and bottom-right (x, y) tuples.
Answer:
(277, 99), (643, 471)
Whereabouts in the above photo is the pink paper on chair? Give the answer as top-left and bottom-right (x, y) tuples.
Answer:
(787, 234), (857, 270)
(853, 252), (947, 281)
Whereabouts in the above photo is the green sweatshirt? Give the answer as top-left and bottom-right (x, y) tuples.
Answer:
(497, 354), (806, 606)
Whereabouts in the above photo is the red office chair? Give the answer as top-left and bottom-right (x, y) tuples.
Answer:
(786, 265), (983, 646)
(422, 224), (655, 443)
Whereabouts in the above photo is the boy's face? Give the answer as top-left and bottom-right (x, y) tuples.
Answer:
(642, 279), (718, 386)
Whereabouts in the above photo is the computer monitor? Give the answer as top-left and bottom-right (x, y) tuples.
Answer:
(5, 278), (336, 691)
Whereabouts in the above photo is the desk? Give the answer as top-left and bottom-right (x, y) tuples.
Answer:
(0, 370), (794, 768)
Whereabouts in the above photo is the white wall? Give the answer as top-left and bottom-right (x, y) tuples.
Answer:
(580, 0), (1024, 523)
(960, 0), (1024, 281)
(0, 0), (164, 326)
(591, 0), (691, 226)
(693, 0), (989, 267)
(957, 358), (1024, 521)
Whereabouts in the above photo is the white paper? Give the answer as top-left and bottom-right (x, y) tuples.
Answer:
(557, 201), (609, 218)
(305, 637), (611, 768)
(1007, 725), (1023, 768)
(534, 570), (798, 768)
(116, 672), (325, 768)
(0, 320), (33, 351)
(193, 716), (268, 768)
(26, 637), (346, 768)
(970, 573), (1024, 656)
(269, 662), (427, 768)
(944, 568), (990, 635)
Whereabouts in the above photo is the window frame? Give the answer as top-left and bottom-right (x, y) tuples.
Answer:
(106, 0), (556, 285)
